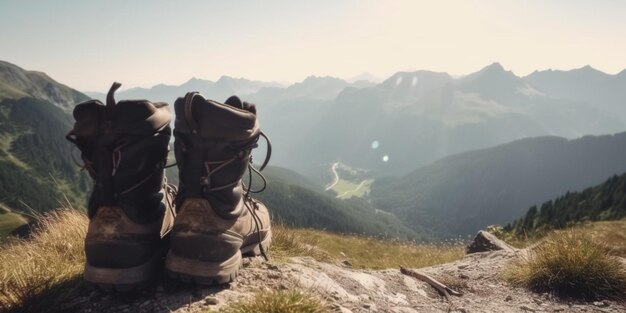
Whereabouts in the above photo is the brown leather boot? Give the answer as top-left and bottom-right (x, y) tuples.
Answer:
(165, 93), (271, 285)
(67, 83), (176, 291)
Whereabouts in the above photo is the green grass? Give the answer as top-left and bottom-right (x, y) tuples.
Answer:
(331, 179), (373, 199)
(504, 230), (626, 301)
(0, 211), (28, 242)
(215, 290), (329, 313)
(272, 225), (464, 269)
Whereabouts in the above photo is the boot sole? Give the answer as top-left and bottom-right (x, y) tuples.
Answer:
(166, 229), (272, 286)
(84, 246), (167, 291)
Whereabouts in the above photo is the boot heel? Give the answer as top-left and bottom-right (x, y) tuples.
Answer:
(84, 247), (166, 291)
(165, 251), (241, 285)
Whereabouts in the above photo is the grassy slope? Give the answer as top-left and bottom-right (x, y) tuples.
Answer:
(0, 212), (28, 242)
(1, 209), (624, 312)
(0, 209), (461, 313)
(273, 226), (464, 269)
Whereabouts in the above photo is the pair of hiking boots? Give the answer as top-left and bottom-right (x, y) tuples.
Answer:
(66, 83), (271, 290)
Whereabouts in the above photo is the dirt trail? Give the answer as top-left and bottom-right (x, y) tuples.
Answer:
(78, 249), (625, 313)
(325, 162), (340, 191)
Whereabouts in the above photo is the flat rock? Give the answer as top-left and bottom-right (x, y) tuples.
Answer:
(466, 230), (515, 254)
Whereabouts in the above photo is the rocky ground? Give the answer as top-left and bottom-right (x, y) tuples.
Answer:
(74, 242), (626, 313)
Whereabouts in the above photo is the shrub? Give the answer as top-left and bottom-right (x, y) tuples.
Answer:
(504, 231), (626, 300)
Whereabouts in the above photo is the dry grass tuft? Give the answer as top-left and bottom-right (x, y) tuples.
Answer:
(216, 290), (329, 313)
(504, 230), (626, 301)
(0, 209), (88, 313)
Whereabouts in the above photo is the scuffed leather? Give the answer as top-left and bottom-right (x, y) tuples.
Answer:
(85, 204), (175, 268)
(170, 197), (270, 262)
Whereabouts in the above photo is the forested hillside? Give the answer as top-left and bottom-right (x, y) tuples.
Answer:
(370, 132), (626, 237)
(0, 97), (89, 212)
(506, 173), (626, 236)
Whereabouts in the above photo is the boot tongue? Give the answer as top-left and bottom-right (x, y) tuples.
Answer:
(224, 96), (243, 109)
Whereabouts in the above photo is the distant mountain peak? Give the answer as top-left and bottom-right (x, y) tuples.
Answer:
(181, 77), (213, 87)
(484, 62), (505, 72)
(473, 62), (517, 78)
(577, 65), (604, 74)
(460, 62), (519, 84)
(185, 77), (205, 83)
(217, 75), (235, 82)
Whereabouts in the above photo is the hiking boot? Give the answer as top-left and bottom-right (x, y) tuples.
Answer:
(165, 93), (272, 285)
(66, 82), (176, 290)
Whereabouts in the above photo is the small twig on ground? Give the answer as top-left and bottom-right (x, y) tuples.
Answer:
(400, 267), (463, 302)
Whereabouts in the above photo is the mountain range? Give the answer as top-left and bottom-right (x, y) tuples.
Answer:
(291, 63), (626, 177)
(1, 59), (625, 240)
(81, 62), (626, 179)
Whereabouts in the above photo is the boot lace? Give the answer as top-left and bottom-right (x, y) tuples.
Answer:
(244, 132), (271, 261)
(200, 132), (272, 261)
(181, 92), (273, 261)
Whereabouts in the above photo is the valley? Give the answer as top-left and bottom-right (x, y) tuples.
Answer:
(325, 162), (375, 200)
(1, 59), (626, 243)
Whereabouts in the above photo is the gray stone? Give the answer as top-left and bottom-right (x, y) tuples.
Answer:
(466, 230), (515, 254)
(593, 301), (609, 307)
(204, 296), (219, 305)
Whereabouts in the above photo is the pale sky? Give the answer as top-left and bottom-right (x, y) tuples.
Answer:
(1, 0), (625, 91)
